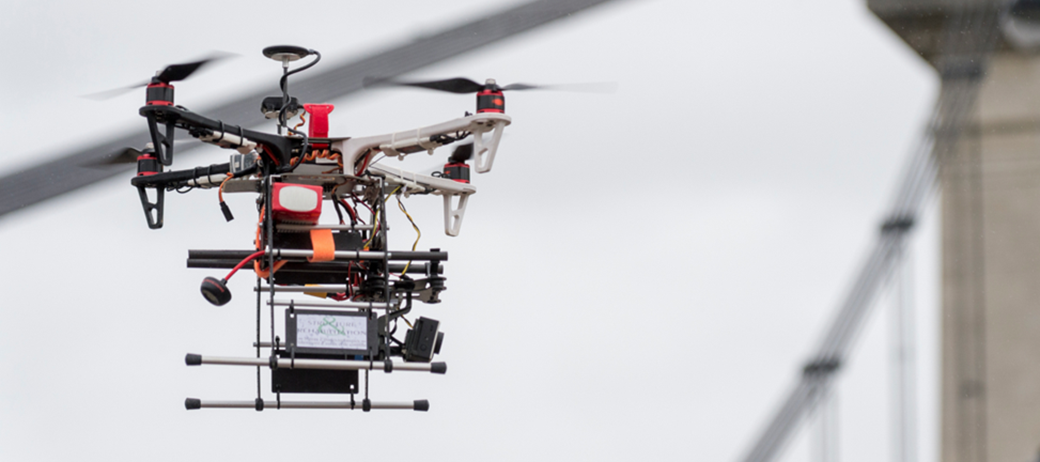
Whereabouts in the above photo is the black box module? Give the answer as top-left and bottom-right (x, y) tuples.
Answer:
(272, 367), (359, 394)
(286, 309), (378, 358)
(404, 317), (444, 362)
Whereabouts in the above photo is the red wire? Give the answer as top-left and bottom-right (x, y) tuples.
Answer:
(225, 250), (266, 281)
(340, 198), (357, 222)
(352, 193), (373, 221)
(355, 149), (374, 176)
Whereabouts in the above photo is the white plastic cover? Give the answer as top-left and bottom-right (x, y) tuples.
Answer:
(278, 185), (320, 212)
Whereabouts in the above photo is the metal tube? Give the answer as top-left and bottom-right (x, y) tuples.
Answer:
(189, 250), (254, 259)
(197, 400), (255, 409)
(280, 401), (415, 409)
(266, 177), (276, 376)
(259, 285), (353, 293)
(189, 249), (443, 265)
(388, 262), (430, 274)
(268, 300), (396, 310)
(286, 358), (435, 371)
(192, 259), (428, 274)
(192, 354), (443, 372)
(277, 224), (374, 231)
(192, 399), (421, 410)
(201, 356), (268, 366)
(187, 259), (241, 269)
(273, 248), (447, 261)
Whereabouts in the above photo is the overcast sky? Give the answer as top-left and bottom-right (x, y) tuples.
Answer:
(0, 1), (939, 461)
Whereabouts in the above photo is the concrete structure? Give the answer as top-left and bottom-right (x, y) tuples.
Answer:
(870, 1), (1040, 461)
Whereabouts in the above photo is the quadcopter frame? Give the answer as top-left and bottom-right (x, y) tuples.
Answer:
(132, 105), (509, 235)
(119, 47), (518, 413)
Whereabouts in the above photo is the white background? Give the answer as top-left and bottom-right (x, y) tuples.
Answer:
(0, 1), (938, 460)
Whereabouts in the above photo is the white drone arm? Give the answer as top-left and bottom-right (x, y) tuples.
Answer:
(368, 163), (476, 237)
(333, 112), (511, 174)
(330, 113), (510, 236)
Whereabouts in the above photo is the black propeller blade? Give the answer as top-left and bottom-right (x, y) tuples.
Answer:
(449, 143), (474, 163)
(501, 81), (617, 92)
(82, 83), (149, 101)
(85, 139), (199, 169)
(83, 52), (234, 100)
(364, 76), (485, 93)
(154, 57), (218, 83)
(364, 76), (616, 94)
(500, 82), (540, 91)
(416, 141), (475, 176)
(88, 147), (144, 167)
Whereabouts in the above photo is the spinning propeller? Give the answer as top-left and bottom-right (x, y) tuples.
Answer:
(84, 52), (234, 100)
(411, 142), (476, 184)
(87, 140), (199, 167)
(366, 76), (612, 117)
(365, 76), (614, 114)
(412, 142), (476, 175)
(91, 146), (148, 166)
(449, 142), (474, 164)
(363, 77), (615, 94)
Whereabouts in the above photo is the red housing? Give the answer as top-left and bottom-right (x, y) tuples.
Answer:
(146, 82), (174, 106)
(271, 183), (323, 224)
(303, 104), (335, 146)
(476, 90), (504, 113)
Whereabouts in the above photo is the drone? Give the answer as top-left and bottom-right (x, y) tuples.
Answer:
(102, 45), (569, 413)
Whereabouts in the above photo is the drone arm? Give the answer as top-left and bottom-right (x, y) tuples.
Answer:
(129, 164), (230, 230)
(368, 163), (476, 236)
(368, 163), (475, 196)
(130, 163), (232, 188)
(140, 105), (299, 167)
(334, 113), (510, 171)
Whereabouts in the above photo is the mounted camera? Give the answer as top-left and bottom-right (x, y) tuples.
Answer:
(404, 317), (445, 362)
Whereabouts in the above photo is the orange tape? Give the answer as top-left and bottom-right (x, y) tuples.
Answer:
(309, 229), (336, 262)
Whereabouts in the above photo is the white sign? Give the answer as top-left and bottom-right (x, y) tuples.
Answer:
(296, 313), (368, 350)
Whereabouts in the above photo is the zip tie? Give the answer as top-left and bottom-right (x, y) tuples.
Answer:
(403, 168), (418, 196)
(381, 132), (401, 158)
(416, 128), (435, 154)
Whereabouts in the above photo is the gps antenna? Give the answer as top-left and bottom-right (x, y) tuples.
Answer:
(200, 250), (265, 306)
